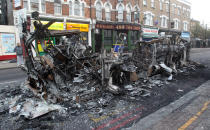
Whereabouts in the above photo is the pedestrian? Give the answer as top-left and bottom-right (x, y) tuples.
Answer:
(14, 43), (24, 67)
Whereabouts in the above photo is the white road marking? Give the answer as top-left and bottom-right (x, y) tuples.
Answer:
(0, 80), (19, 85)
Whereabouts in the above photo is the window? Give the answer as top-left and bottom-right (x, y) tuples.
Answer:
(144, 13), (154, 26)
(105, 4), (111, 21)
(172, 5), (175, 14)
(161, 16), (167, 28)
(41, 0), (45, 13)
(54, 3), (61, 15)
(183, 22), (188, 31)
(96, 2), (102, 20)
(178, 7), (180, 15)
(134, 7), (140, 23)
(30, 0), (39, 11)
(69, 1), (73, 15)
(104, 30), (113, 45)
(143, 0), (147, 6)
(118, 4), (124, 22)
(174, 19), (179, 29)
(81, 3), (85, 17)
(74, 0), (80, 16)
(166, 3), (169, 12)
(127, 5), (132, 22)
(23, 0), (28, 11)
(131, 31), (139, 44)
(160, 1), (163, 10)
(151, 0), (155, 8)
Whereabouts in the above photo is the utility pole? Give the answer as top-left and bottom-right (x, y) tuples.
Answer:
(168, 0), (171, 30)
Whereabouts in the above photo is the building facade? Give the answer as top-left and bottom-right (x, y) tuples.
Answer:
(13, 0), (191, 51)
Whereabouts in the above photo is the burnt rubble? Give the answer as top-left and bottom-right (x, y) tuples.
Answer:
(3, 13), (203, 120)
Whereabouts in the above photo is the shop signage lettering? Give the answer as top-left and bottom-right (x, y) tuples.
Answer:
(66, 23), (89, 32)
(142, 27), (159, 38)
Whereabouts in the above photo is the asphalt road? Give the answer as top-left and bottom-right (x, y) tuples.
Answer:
(0, 68), (27, 84)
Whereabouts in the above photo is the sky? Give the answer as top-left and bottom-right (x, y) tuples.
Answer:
(191, 0), (210, 26)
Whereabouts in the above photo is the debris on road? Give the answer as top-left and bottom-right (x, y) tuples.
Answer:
(1, 12), (200, 121)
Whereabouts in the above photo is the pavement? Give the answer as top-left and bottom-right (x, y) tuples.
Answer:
(126, 80), (210, 130)
(0, 60), (17, 70)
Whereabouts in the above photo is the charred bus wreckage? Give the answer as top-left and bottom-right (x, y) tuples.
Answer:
(7, 12), (198, 119)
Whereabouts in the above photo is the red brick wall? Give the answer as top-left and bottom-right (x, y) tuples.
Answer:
(46, 2), (54, 14)
(62, 4), (69, 16)
(102, 9), (105, 20)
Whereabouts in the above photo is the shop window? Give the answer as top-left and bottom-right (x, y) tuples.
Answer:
(41, 0), (46, 13)
(105, 4), (111, 21)
(96, 2), (102, 20)
(74, 0), (80, 16)
(131, 31), (138, 44)
(127, 5), (131, 22)
(31, 0), (39, 11)
(69, 1), (73, 15)
(104, 30), (113, 46)
(118, 4), (124, 22)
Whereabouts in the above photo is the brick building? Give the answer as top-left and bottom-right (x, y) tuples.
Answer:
(13, 0), (191, 51)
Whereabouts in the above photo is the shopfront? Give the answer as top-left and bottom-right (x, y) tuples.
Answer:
(34, 21), (89, 55)
(0, 25), (19, 60)
(93, 22), (141, 52)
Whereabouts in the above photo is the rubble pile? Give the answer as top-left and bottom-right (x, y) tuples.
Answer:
(4, 13), (199, 120)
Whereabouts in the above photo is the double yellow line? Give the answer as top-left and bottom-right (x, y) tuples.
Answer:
(178, 101), (210, 130)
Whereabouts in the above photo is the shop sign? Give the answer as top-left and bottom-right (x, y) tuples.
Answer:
(142, 27), (159, 38)
(0, 33), (16, 55)
(38, 21), (64, 30)
(66, 23), (89, 32)
(95, 24), (115, 29)
(181, 32), (190, 38)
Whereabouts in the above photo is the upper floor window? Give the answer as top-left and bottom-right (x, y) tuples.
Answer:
(172, 5), (176, 14)
(69, 1), (73, 15)
(74, 0), (80, 16)
(23, 0), (28, 11)
(183, 22), (188, 31)
(118, 4), (124, 22)
(31, 0), (39, 11)
(54, 3), (61, 15)
(160, 1), (163, 10)
(178, 7), (181, 15)
(166, 3), (169, 12)
(105, 4), (111, 21)
(127, 5), (132, 22)
(161, 16), (168, 28)
(41, 0), (46, 13)
(151, 0), (155, 8)
(144, 12), (154, 26)
(174, 19), (179, 29)
(82, 3), (85, 17)
(96, 2), (102, 20)
(134, 6), (140, 23)
(143, 0), (147, 6)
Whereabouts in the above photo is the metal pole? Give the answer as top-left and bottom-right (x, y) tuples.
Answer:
(168, 0), (171, 30)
